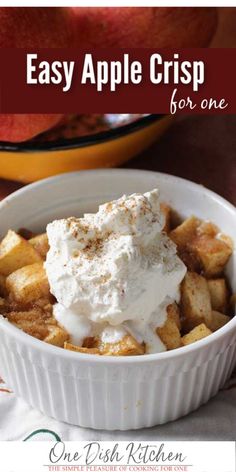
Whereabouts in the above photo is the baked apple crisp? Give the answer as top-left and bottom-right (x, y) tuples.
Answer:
(0, 191), (234, 356)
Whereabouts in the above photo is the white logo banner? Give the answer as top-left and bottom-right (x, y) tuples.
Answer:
(0, 441), (235, 472)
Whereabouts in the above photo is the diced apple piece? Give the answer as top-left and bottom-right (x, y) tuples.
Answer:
(190, 235), (232, 277)
(64, 342), (100, 355)
(98, 334), (145, 356)
(0, 230), (42, 276)
(160, 203), (171, 233)
(166, 302), (181, 330)
(207, 310), (230, 332)
(169, 216), (202, 271)
(6, 262), (50, 303)
(181, 272), (212, 330)
(45, 325), (69, 347)
(218, 233), (234, 251)
(179, 250), (201, 273)
(170, 216), (200, 247)
(157, 315), (181, 350)
(197, 221), (219, 237)
(29, 233), (49, 259)
(181, 323), (212, 346)
(207, 278), (229, 313)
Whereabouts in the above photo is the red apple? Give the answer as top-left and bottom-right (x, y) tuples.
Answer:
(0, 114), (64, 143)
(71, 7), (217, 48)
(0, 7), (218, 142)
(0, 7), (75, 141)
(0, 7), (75, 48)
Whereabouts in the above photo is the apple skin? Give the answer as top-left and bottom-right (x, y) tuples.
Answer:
(0, 114), (64, 143)
(0, 7), (75, 47)
(0, 7), (74, 141)
(71, 7), (218, 48)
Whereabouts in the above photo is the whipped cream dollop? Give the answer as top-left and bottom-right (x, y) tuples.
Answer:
(45, 190), (186, 353)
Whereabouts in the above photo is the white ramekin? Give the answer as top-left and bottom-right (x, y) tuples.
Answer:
(0, 169), (236, 431)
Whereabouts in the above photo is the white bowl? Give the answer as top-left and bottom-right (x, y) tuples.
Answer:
(0, 169), (236, 431)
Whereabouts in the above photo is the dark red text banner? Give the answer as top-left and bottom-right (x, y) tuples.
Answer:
(0, 48), (235, 114)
